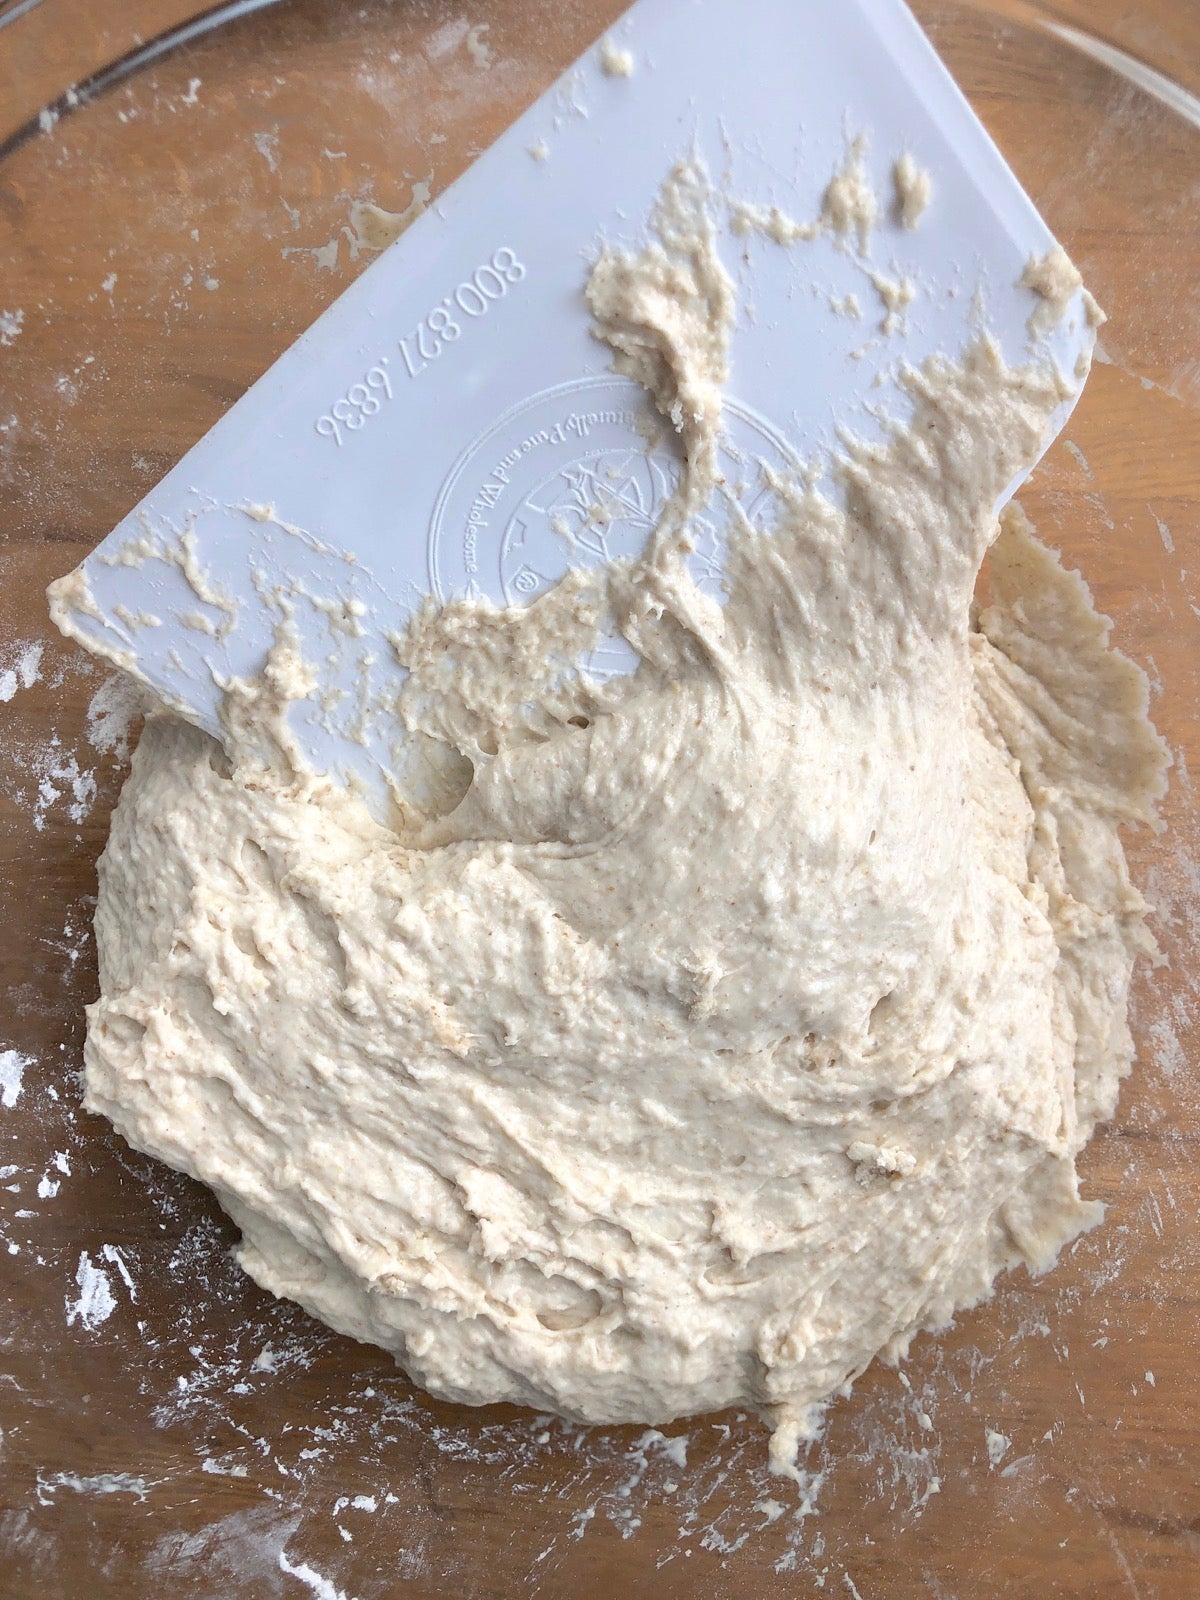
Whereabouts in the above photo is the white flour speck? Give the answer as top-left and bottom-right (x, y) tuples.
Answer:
(36, 1470), (152, 1504)
(985, 1428), (1011, 1468)
(101, 1242), (138, 1298)
(278, 1548), (354, 1600)
(0, 308), (23, 345)
(30, 747), (97, 831)
(1152, 510), (1175, 555)
(465, 23), (494, 69)
(66, 1251), (117, 1331)
(84, 672), (144, 759)
(425, 18), (469, 60)
(253, 129), (280, 171)
(145, 1507), (302, 1587)
(0, 641), (43, 703)
(0, 1050), (30, 1109)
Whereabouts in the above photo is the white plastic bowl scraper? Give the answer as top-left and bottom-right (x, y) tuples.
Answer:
(48, 0), (1098, 821)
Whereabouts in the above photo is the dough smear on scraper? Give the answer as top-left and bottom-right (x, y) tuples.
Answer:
(80, 160), (1167, 1476)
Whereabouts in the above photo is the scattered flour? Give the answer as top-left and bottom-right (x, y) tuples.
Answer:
(279, 1549), (354, 1600)
(25, 743), (98, 832)
(424, 18), (470, 61)
(253, 129), (280, 172)
(102, 1241), (138, 1298)
(66, 1251), (116, 1331)
(36, 1471), (153, 1504)
(985, 1428), (1012, 1468)
(0, 1050), (31, 1109)
(37, 1162), (64, 1200)
(0, 641), (43, 704)
(465, 24), (494, 71)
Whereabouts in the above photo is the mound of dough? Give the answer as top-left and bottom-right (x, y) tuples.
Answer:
(82, 163), (1166, 1472)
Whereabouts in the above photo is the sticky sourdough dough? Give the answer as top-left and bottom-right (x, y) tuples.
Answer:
(80, 157), (1167, 1478)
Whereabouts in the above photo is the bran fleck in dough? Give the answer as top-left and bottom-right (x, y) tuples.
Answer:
(78, 160), (1166, 1476)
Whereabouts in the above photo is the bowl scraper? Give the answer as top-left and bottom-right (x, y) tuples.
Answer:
(48, 0), (1099, 821)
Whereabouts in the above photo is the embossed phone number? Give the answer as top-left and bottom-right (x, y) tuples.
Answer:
(314, 248), (527, 447)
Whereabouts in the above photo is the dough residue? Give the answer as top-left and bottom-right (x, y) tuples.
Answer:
(465, 23), (494, 71)
(599, 38), (635, 78)
(819, 133), (878, 251)
(75, 159), (1165, 1478)
(892, 151), (932, 229)
(730, 200), (817, 246)
(1021, 244), (1083, 338)
(731, 135), (880, 255)
(869, 269), (916, 335)
(348, 183), (433, 253)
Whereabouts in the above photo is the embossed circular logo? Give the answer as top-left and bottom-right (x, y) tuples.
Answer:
(428, 376), (798, 624)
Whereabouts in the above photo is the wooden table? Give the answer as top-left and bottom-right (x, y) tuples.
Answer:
(1, 1), (1198, 1594)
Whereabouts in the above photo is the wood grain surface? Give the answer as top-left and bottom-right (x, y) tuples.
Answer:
(1, 2), (1198, 1596)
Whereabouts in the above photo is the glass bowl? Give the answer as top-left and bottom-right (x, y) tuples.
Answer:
(1, 2), (1196, 1594)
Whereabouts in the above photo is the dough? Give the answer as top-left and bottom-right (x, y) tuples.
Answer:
(1022, 245), (1085, 338)
(599, 38), (635, 78)
(729, 135), (878, 250)
(81, 161), (1166, 1474)
(893, 151), (932, 229)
